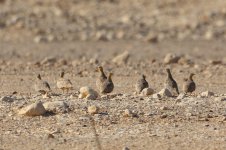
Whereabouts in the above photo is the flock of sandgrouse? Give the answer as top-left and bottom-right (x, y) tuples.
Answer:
(34, 66), (196, 97)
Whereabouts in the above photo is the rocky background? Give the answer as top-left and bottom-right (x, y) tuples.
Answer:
(1, 0), (226, 42)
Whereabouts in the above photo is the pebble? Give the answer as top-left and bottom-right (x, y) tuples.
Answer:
(160, 106), (169, 110)
(152, 93), (161, 99)
(160, 114), (168, 119)
(163, 53), (180, 64)
(79, 86), (99, 100)
(177, 93), (186, 100)
(200, 91), (214, 97)
(158, 88), (172, 97)
(112, 51), (130, 65)
(123, 109), (134, 117)
(122, 147), (130, 150)
(88, 105), (99, 114)
(140, 88), (154, 96)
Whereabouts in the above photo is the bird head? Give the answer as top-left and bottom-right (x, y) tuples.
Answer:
(189, 73), (195, 80)
(37, 74), (42, 80)
(60, 71), (65, 78)
(142, 74), (146, 79)
(108, 72), (113, 79)
(97, 66), (104, 72)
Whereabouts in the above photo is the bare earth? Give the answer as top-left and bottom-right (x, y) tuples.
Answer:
(1, 0), (226, 150)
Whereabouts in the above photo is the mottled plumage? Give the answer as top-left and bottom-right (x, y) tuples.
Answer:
(96, 66), (114, 94)
(183, 73), (196, 94)
(34, 74), (51, 95)
(57, 72), (73, 93)
(135, 74), (149, 93)
(164, 68), (179, 95)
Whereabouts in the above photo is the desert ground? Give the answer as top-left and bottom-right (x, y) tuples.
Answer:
(1, 0), (226, 150)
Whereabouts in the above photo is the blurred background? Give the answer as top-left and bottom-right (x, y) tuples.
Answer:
(1, 0), (226, 43)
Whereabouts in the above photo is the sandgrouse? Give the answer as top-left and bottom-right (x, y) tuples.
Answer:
(34, 74), (51, 97)
(96, 66), (114, 94)
(164, 68), (179, 95)
(135, 74), (149, 94)
(57, 71), (73, 93)
(183, 73), (196, 94)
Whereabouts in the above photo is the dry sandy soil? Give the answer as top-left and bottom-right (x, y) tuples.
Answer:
(1, 0), (226, 150)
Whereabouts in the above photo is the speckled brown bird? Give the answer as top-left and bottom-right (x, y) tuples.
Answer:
(96, 66), (114, 94)
(183, 73), (196, 94)
(164, 68), (179, 95)
(34, 74), (51, 96)
(57, 71), (73, 93)
(135, 74), (149, 94)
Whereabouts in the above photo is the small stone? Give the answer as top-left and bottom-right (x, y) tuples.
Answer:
(177, 93), (186, 100)
(88, 105), (99, 114)
(1, 96), (14, 102)
(160, 114), (168, 119)
(158, 88), (172, 97)
(163, 53), (180, 64)
(47, 133), (54, 139)
(122, 147), (130, 150)
(204, 30), (213, 40)
(112, 51), (130, 65)
(200, 91), (214, 97)
(152, 93), (161, 99)
(79, 86), (99, 100)
(123, 109), (133, 117)
(34, 35), (47, 43)
(160, 106), (168, 110)
(19, 101), (46, 116)
(140, 88), (154, 96)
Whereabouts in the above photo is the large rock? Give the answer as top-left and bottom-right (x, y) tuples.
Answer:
(43, 101), (69, 113)
(79, 86), (99, 100)
(19, 101), (46, 116)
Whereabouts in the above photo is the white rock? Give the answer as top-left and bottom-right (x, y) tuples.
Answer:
(177, 93), (186, 100)
(43, 101), (69, 113)
(79, 86), (99, 100)
(88, 105), (99, 114)
(140, 88), (154, 96)
(152, 93), (161, 99)
(163, 53), (180, 64)
(112, 51), (130, 65)
(158, 88), (172, 97)
(19, 101), (46, 116)
(200, 91), (214, 97)
(1, 96), (14, 102)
